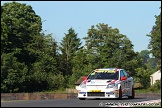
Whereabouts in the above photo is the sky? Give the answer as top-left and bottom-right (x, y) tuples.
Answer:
(1, 1), (161, 52)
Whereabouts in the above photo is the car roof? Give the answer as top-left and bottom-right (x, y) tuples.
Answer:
(94, 68), (124, 71)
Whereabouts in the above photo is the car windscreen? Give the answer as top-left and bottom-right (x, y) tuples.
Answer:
(87, 71), (119, 80)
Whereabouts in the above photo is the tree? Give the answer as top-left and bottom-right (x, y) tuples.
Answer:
(1, 1), (42, 66)
(134, 51), (157, 88)
(147, 57), (157, 70)
(59, 27), (82, 76)
(138, 50), (157, 71)
(135, 68), (151, 88)
(1, 1), (44, 92)
(1, 53), (28, 93)
(27, 33), (59, 92)
(139, 50), (150, 63)
(1, 2), (60, 92)
(83, 23), (141, 73)
(147, 8), (161, 70)
(69, 47), (98, 86)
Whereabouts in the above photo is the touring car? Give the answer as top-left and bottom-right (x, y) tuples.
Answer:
(77, 68), (135, 100)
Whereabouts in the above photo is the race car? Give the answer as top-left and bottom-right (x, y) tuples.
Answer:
(77, 68), (135, 100)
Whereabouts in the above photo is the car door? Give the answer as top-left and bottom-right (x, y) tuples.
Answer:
(123, 70), (132, 95)
(126, 71), (134, 95)
(119, 70), (127, 95)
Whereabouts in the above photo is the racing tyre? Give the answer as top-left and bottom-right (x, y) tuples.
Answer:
(118, 86), (122, 99)
(79, 98), (86, 100)
(128, 86), (135, 99)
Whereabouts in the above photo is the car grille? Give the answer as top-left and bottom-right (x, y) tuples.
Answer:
(87, 92), (105, 97)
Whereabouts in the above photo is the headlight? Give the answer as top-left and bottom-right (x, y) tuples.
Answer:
(106, 83), (118, 89)
(79, 82), (86, 88)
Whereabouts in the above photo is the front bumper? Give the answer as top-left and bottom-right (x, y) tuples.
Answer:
(77, 89), (119, 99)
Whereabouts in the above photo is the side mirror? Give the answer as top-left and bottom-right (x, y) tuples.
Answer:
(83, 76), (87, 84)
(121, 76), (127, 80)
(83, 76), (87, 81)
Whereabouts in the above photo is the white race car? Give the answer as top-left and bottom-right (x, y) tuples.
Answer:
(77, 68), (135, 100)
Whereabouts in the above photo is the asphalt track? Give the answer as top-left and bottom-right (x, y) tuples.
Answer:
(1, 97), (161, 107)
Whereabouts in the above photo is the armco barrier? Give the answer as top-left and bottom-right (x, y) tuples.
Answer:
(1, 93), (161, 101)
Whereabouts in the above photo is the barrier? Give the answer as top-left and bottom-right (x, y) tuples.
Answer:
(1, 93), (161, 101)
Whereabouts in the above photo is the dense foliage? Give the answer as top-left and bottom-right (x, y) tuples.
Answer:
(147, 8), (161, 70)
(1, 2), (160, 93)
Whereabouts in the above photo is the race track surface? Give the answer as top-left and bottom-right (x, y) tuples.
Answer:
(1, 97), (161, 107)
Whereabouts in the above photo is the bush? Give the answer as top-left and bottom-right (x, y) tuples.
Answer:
(148, 80), (161, 92)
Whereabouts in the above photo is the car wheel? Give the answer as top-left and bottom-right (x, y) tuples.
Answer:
(118, 86), (122, 99)
(128, 86), (135, 99)
(79, 98), (86, 100)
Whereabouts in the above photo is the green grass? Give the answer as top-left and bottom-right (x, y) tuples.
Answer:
(135, 88), (161, 93)
(135, 89), (159, 93)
